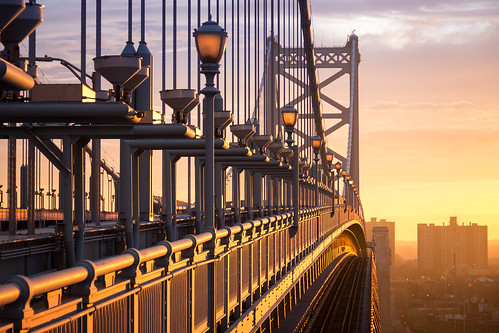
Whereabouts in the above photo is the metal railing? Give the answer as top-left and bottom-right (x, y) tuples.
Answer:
(0, 206), (364, 333)
(0, 209), (118, 226)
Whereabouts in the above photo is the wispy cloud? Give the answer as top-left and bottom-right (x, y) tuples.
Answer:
(312, 0), (499, 48)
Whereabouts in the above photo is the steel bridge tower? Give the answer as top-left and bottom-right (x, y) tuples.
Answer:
(276, 35), (361, 189)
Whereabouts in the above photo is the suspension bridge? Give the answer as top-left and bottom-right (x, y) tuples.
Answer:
(0, 0), (379, 332)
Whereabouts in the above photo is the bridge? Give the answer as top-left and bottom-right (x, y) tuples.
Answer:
(0, 0), (380, 332)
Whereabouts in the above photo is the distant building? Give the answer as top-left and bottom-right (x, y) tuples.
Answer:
(366, 217), (395, 270)
(373, 226), (392, 332)
(418, 216), (487, 276)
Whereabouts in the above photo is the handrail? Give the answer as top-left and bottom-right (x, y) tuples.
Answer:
(0, 208), (320, 307)
(0, 203), (365, 309)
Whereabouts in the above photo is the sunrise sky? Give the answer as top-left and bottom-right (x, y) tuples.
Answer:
(2, 0), (498, 241)
(310, 0), (499, 240)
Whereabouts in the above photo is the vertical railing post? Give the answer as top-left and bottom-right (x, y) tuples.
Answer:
(245, 171), (253, 220)
(27, 141), (35, 234)
(163, 152), (173, 240)
(90, 139), (101, 225)
(74, 139), (86, 261)
(194, 157), (202, 232)
(292, 145), (299, 227)
(131, 150), (140, 246)
(171, 157), (178, 240)
(233, 168), (241, 224)
(215, 163), (224, 227)
(63, 136), (76, 266)
(120, 140), (133, 248)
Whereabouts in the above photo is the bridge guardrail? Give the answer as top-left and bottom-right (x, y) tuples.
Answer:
(0, 206), (363, 332)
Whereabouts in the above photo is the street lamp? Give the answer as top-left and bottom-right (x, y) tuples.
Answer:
(40, 188), (45, 210)
(311, 136), (322, 206)
(324, 151), (334, 207)
(281, 105), (300, 226)
(194, 17), (227, 233)
(311, 135), (322, 155)
(325, 151), (334, 166)
(282, 105), (299, 147)
(335, 162), (342, 210)
(349, 180), (354, 212)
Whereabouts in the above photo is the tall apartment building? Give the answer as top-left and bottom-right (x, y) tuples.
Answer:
(418, 216), (487, 276)
(366, 217), (395, 269)
(373, 226), (392, 332)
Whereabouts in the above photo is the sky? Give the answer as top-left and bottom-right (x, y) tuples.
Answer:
(308, 0), (499, 240)
(2, 0), (499, 241)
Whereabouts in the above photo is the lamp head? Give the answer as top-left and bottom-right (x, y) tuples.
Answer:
(335, 161), (342, 171)
(193, 17), (228, 65)
(281, 105), (298, 129)
(341, 170), (347, 177)
(346, 175), (351, 181)
(325, 151), (334, 164)
(311, 135), (322, 153)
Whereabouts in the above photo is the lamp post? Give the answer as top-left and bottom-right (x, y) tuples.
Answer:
(0, 185), (3, 208)
(335, 162), (342, 212)
(194, 17), (227, 232)
(349, 179), (354, 212)
(282, 105), (299, 147)
(312, 136), (322, 207)
(39, 188), (45, 210)
(345, 173), (351, 212)
(282, 106), (299, 226)
(325, 152), (333, 206)
(341, 170), (347, 210)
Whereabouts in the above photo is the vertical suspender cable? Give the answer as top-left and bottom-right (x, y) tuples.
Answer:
(187, 0), (192, 216)
(243, 0), (246, 121)
(197, 0), (201, 128)
(248, 0), (251, 122)
(288, 0), (291, 103)
(81, 0), (86, 85)
(231, 0), (235, 125)
(247, 0), (250, 122)
(162, 0), (166, 117)
(255, 0), (258, 122)
(270, 0), (274, 135)
(224, 0), (228, 110)
(188, 0), (192, 90)
(173, 0), (177, 89)
(128, 0), (132, 42)
(277, 0), (281, 122)
(96, 0), (101, 90)
(236, 0), (240, 123)
(140, 0), (145, 41)
(263, 0), (267, 126)
(279, 0), (289, 105)
(216, 0), (220, 88)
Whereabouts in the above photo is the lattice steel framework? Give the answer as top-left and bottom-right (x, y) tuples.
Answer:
(278, 36), (361, 189)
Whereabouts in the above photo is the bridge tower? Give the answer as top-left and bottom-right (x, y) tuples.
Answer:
(278, 34), (361, 189)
